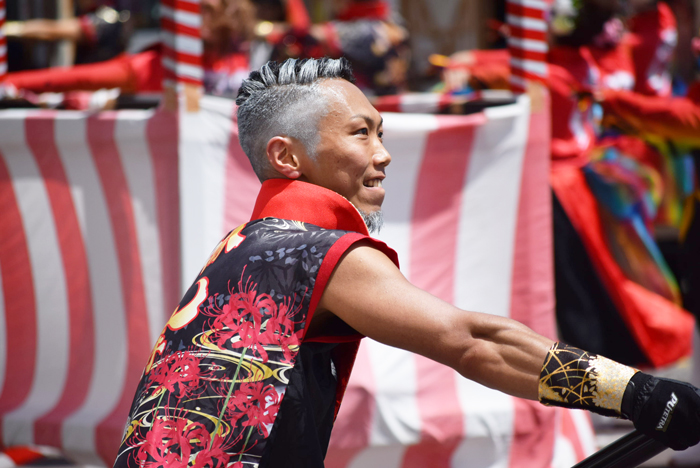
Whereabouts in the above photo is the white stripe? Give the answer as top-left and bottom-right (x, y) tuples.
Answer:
(510, 57), (548, 77)
(510, 0), (550, 10)
(53, 113), (127, 457)
(0, 452), (16, 468)
(162, 31), (203, 56)
(348, 445), (406, 468)
(377, 112), (439, 279)
(159, 4), (202, 29)
(0, 43), (7, 58)
(398, 93), (440, 114)
(0, 113), (69, 446)
(551, 428), (579, 468)
(162, 57), (203, 81)
(451, 100), (530, 464)
(569, 410), (597, 456)
(0, 62), (6, 76)
(366, 341), (422, 446)
(508, 37), (548, 52)
(452, 380), (513, 468)
(0, 8), (5, 22)
(509, 74), (529, 89)
(179, 95), (236, 288)
(505, 14), (548, 31)
(114, 110), (165, 344)
(453, 96), (530, 317)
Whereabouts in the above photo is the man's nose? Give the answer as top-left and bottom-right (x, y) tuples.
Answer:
(374, 144), (391, 167)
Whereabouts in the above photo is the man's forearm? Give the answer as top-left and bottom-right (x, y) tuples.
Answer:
(451, 313), (554, 401)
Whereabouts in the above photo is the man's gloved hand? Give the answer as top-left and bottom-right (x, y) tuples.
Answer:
(622, 372), (700, 450)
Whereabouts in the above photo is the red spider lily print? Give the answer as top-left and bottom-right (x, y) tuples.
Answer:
(226, 381), (281, 437)
(135, 417), (229, 468)
(148, 351), (204, 400)
(260, 297), (305, 364)
(209, 273), (278, 363)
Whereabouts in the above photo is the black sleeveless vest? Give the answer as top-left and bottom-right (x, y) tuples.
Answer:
(114, 180), (398, 468)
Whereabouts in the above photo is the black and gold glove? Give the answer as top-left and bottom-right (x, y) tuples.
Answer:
(539, 342), (700, 451)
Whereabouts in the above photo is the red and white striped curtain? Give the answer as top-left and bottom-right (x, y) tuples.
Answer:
(506, 0), (550, 93)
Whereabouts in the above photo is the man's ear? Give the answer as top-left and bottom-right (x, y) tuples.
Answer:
(266, 136), (303, 179)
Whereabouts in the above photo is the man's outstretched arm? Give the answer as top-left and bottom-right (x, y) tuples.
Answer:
(318, 242), (700, 450)
(318, 242), (552, 400)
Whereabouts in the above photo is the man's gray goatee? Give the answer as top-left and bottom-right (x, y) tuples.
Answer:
(359, 210), (384, 235)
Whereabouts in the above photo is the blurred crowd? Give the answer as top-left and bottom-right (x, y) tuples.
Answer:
(3, 0), (700, 460)
(0, 0), (412, 107)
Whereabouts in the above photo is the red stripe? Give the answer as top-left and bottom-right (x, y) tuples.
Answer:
(224, 105), (261, 233)
(510, 47), (547, 63)
(0, 151), (37, 435)
(509, 93), (555, 337)
(325, 343), (376, 468)
(370, 95), (401, 113)
(160, 17), (201, 39)
(400, 358), (462, 468)
(402, 116), (480, 467)
(160, 0), (201, 14)
(409, 115), (481, 303)
(506, 4), (547, 20)
(88, 115), (152, 463)
(161, 44), (202, 67)
(24, 115), (96, 448)
(508, 26), (546, 42)
(507, 97), (558, 467)
(509, 399), (557, 468)
(175, 75), (202, 86)
(146, 110), (181, 318)
(559, 409), (588, 461)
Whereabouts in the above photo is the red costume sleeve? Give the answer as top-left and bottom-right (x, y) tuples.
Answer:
(602, 89), (700, 144)
(628, 1), (677, 97)
(2, 50), (163, 94)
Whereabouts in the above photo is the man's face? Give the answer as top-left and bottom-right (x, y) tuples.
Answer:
(298, 79), (391, 216)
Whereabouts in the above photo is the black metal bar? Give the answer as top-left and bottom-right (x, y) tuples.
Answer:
(573, 430), (668, 468)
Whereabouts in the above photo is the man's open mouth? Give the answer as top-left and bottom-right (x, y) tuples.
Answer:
(364, 179), (383, 188)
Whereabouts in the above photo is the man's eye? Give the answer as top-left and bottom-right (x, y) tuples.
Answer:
(357, 128), (369, 135)
(378, 131), (384, 140)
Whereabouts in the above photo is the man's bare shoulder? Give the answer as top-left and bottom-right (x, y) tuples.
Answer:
(323, 240), (409, 305)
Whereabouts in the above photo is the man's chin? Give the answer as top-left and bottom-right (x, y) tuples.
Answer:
(358, 209), (384, 235)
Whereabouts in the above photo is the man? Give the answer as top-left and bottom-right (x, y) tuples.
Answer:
(113, 57), (700, 467)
